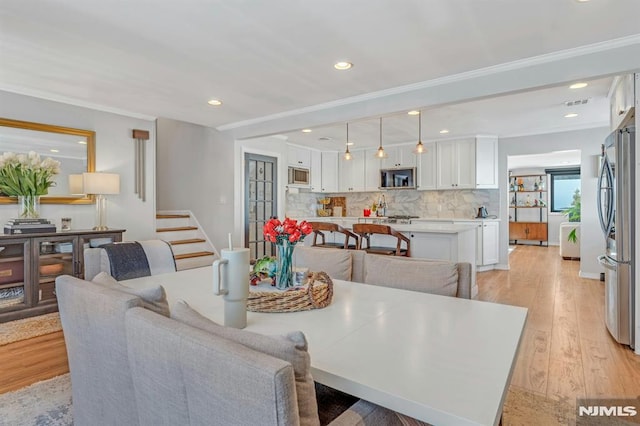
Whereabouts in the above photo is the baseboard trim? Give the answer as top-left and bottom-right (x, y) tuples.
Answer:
(579, 271), (601, 280)
(494, 263), (510, 271)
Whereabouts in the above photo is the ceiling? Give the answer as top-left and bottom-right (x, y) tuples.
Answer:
(1, 1), (640, 140)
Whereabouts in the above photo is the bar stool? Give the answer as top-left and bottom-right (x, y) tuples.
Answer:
(308, 222), (359, 249)
(352, 223), (410, 256)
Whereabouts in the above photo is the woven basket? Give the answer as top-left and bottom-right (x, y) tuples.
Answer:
(247, 272), (333, 313)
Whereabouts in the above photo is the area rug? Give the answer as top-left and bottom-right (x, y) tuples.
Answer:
(502, 386), (575, 425)
(0, 374), (72, 426)
(0, 312), (62, 346)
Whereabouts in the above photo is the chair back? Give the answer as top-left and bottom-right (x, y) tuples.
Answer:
(84, 239), (176, 280)
(55, 275), (143, 426)
(308, 221), (358, 249)
(352, 223), (410, 256)
(125, 308), (300, 426)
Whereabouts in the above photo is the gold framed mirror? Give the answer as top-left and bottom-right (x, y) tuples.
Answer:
(0, 117), (95, 204)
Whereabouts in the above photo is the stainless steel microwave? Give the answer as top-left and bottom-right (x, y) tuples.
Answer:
(288, 166), (310, 185)
(380, 167), (416, 189)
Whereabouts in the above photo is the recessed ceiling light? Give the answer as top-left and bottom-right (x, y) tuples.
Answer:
(407, 110), (420, 116)
(569, 82), (588, 89)
(50, 149), (59, 153)
(207, 99), (223, 106)
(439, 129), (450, 134)
(347, 142), (354, 146)
(565, 113), (579, 118)
(301, 129), (312, 133)
(334, 61), (353, 70)
(575, 0), (589, 2)
(78, 141), (87, 145)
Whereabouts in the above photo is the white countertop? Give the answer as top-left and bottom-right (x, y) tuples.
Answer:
(300, 217), (481, 233)
(123, 267), (527, 426)
(299, 216), (500, 222)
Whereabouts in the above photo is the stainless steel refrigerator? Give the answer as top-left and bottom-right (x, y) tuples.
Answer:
(597, 112), (635, 348)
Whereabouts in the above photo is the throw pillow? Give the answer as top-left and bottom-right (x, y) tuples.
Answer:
(293, 246), (352, 281)
(92, 271), (170, 317)
(364, 256), (459, 297)
(171, 301), (319, 426)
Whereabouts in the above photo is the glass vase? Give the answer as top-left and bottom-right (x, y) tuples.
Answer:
(18, 195), (41, 219)
(276, 241), (295, 290)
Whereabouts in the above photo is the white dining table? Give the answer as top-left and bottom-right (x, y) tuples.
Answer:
(124, 266), (527, 426)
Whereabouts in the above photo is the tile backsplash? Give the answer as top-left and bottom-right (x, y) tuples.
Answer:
(286, 189), (500, 219)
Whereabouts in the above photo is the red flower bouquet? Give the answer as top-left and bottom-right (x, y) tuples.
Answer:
(262, 218), (313, 289)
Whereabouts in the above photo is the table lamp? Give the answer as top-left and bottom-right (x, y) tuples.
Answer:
(82, 172), (120, 230)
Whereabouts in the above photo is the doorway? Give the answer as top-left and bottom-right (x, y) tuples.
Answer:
(244, 153), (278, 261)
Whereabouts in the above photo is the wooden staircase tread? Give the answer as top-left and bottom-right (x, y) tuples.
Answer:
(156, 226), (198, 232)
(169, 238), (206, 245)
(156, 214), (190, 219)
(174, 251), (215, 260)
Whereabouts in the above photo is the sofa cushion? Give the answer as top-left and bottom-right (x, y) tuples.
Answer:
(294, 246), (352, 281)
(363, 255), (459, 297)
(171, 301), (319, 426)
(93, 271), (170, 317)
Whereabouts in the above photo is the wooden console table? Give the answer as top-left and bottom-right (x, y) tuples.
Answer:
(0, 229), (125, 322)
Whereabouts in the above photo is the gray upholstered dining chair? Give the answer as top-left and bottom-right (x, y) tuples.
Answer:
(83, 239), (176, 281)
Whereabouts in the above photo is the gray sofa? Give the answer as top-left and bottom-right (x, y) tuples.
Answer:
(56, 274), (412, 426)
(293, 246), (473, 299)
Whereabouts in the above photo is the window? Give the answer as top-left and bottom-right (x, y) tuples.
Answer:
(546, 168), (580, 212)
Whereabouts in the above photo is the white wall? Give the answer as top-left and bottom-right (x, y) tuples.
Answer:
(156, 118), (235, 253)
(499, 127), (610, 278)
(0, 91), (156, 240)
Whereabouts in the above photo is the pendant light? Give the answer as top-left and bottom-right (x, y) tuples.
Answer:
(415, 111), (425, 154)
(344, 123), (352, 160)
(375, 117), (385, 159)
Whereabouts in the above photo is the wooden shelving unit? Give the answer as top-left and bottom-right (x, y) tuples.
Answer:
(509, 174), (548, 245)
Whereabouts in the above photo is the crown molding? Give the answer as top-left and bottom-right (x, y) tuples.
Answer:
(0, 85), (157, 122)
(500, 121), (609, 139)
(218, 35), (640, 133)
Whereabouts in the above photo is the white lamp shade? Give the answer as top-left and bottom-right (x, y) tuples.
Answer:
(82, 172), (120, 195)
(68, 174), (85, 195)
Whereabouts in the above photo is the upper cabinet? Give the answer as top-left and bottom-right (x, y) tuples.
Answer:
(381, 144), (417, 169)
(610, 74), (636, 130)
(417, 141), (437, 190)
(319, 152), (339, 193)
(436, 138), (476, 189)
(339, 149), (380, 192)
(287, 144), (311, 168)
(310, 150), (322, 193)
(433, 136), (498, 190)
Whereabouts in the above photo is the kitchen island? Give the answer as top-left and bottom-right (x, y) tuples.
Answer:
(300, 218), (478, 297)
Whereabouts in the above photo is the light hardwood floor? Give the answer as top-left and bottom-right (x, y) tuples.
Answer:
(1, 245), (639, 407)
(477, 244), (640, 406)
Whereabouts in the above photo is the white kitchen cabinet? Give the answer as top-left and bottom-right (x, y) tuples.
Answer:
(339, 152), (365, 192)
(417, 141), (437, 190)
(437, 138), (475, 189)
(287, 144), (311, 168)
(610, 74), (636, 130)
(381, 144), (417, 169)
(364, 148), (382, 191)
(436, 137), (498, 189)
(481, 220), (499, 265)
(320, 152), (339, 192)
(475, 136), (499, 188)
(453, 220), (499, 268)
(310, 150), (323, 193)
